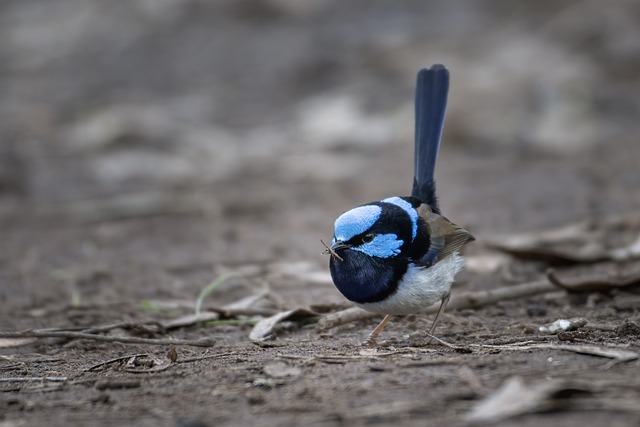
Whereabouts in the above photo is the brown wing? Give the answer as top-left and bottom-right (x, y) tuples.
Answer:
(418, 204), (475, 262)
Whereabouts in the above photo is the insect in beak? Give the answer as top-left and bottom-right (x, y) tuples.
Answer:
(321, 239), (345, 262)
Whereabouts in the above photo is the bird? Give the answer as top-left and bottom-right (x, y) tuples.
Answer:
(325, 64), (474, 346)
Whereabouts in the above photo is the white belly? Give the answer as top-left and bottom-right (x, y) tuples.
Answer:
(355, 254), (464, 315)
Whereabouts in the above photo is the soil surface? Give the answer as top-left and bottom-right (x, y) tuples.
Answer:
(1, 1), (640, 426)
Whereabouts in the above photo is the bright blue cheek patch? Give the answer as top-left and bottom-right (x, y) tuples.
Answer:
(353, 233), (403, 258)
(334, 205), (382, 242)
(382, 196), (418, 241)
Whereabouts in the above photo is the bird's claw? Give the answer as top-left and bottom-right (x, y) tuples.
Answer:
(361, 335), (380, 347)
(360, 337), (378, 347)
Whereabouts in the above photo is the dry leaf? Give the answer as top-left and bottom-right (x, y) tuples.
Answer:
(547, 262), (640, 292)
(249, 308), (319, 341)
(487, 216), (640, 264)
(163, 312), (220, 330)
(466, 376), (590, 423)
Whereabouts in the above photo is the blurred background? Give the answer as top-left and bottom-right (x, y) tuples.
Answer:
(1, 0), (639, 314)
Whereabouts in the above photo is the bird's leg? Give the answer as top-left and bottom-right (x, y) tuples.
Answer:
(426, 294), (450, 344)
(362, 314), (393, 346)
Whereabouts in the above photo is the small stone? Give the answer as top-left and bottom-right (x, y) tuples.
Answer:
(246, 390), (266, 405)
(539, 318), (587, 334)
(526, 304), (547, 317)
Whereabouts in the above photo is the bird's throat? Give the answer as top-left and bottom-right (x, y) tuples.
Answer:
(329, 250), (407, 304)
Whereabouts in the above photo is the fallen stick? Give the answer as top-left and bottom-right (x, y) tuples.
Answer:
(86, 354), (151, 371)
(0, 377), (68, 383)
(0, 330), (215, 347)
(316, 307), (377, 331)
(469, 342), (639, 361)
(447, 280), (553, 310)
(317, 280), (555, 331)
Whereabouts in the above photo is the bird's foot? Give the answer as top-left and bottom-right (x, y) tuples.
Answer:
(360, 336), (393, 347)
(424, 332), (437, 346)
(361, 314), (393, 347)
(361, 336), (378, 347)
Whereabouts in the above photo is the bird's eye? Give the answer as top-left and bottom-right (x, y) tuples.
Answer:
(362, 233), (375, 243)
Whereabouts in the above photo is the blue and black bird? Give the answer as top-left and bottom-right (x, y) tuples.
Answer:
(326, 64), (474, 345)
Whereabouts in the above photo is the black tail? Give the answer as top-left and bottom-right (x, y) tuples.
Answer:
(411, 64), (449, 214)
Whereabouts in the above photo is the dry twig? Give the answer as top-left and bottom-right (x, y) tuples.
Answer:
(0, 376), (68, 382)
(321, 239), (343, 262)
(0, 329), (215, 347)
(87, 354), (150, 371)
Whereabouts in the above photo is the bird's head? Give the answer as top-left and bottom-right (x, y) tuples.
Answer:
(325, 197), (421, 304)
(329, 197), (419, 261)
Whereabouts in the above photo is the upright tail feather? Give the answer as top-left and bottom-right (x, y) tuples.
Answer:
(411, 64), (449, 214)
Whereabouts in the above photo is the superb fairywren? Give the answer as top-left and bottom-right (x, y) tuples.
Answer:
(326, 65), (474, 345)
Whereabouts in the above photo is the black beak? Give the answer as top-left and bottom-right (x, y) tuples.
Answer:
(330, 241), (350, 251)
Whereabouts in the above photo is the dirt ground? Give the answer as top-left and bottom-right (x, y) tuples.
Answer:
(2, 1), (640, 426)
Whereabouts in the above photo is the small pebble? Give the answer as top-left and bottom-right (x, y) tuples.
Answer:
(539, 318), (587, 334)
(246, 390), (266, 405)
(526, 303), (547, 317)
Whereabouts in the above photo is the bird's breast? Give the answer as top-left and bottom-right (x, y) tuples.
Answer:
(329, 250), (408, 304)
(354, 254), (464, 315)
